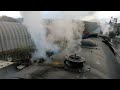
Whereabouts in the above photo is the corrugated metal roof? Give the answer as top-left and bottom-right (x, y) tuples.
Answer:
(0, 21), (33, 52)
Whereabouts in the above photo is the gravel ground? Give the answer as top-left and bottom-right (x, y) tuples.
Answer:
(0, 60), (18, 79)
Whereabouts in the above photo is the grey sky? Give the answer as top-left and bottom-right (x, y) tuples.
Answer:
(0, 11), (120, 21)
(0, 11), (21, 18)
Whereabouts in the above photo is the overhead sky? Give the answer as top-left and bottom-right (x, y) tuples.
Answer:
(41, 11), (94, 19)
(0, 11), (120, 21)
(97, 11), (120, 18)
(0, 11), (21, 18)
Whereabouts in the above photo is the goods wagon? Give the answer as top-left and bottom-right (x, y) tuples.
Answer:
(0, 20), (35, 61)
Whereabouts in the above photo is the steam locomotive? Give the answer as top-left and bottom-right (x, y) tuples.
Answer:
(6, 17), (120, 79)
(1, 16), (120, 79)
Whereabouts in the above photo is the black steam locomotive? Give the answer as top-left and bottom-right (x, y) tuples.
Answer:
(0, 17), (120, 79)
(6, 17), (120, 79)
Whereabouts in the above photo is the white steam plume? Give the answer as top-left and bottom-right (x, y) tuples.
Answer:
(47, 19), (85, 55)
(20, 11), (86, 63)
(94, 11), (120, 35)
(21, 11), (120, 63)
(20, 11), (60, 63)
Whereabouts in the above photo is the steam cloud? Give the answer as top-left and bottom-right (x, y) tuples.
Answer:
(93, 11), (120, 35)
(20, 11), (50, 62)
(20, 11), (120, 63)
(46, 19), (85, 54)
(20, 11), (85, 63)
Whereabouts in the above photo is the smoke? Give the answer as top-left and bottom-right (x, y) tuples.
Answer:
(47, 19), (85, 55)
(78, 11), (120, 35)
(79, 12), (113, 35)
(20, 11), (86, 63)
(42, 11), (97, 20)
(94, 11), (120, 35)
(20, 11), (59, 63)
(20, 11), (120, 63)
(97, 20), (113, 35)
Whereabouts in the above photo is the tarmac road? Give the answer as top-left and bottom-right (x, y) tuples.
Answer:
(0, 63), (19, 79)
